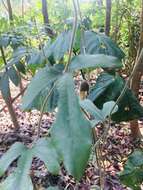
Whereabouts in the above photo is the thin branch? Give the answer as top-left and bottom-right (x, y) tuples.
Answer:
(35, 82), (57, 141)
(0, 47), (7, 66)
(1, 0), (8, 11)
(0, 87), (27, 113)
(76, 0), (86, 54)
(22, 0), (24, 18)
(64, 0), (78, 72)
(33, 18), (47, 60)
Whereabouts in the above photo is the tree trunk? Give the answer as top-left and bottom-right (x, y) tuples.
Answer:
(6, 0), (13, 21)
(41, 0), (54, 37)
(0, 47), (20, 130)
(105, 0), (111, 36)
(113, 0), (119, 41)
(130, 1), (143, 139)
(22, 0), (24, 18)
(5, 96), (20, 131)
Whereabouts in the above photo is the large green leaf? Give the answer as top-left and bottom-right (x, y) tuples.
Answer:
(0, 72), (10, 100)
(21, 64), (63, 110)
(49, 30), (72, 60)
(7, 47), (28, 69)
(80, 99), (103, 121)
(0, 137), (61, 190)
(25, 84), (59, 113)
(51, 73), (92, 180)
(46, 187), (59, 190)
(15, 62), (26, 75)
(88, 72), (115, 101)
(119, 150), (143, 190)
(27, 50), (46, 73)
(12, 47), (28, 59)
(0, 149), (34, 190)
(69, 54), (122, 72)
(84, 31), (125, 59)
(0, 142), (26, 176)
(34, 138), (60, 174)
(0, 35), (10, 47)
(80, 99), (118, 127)
(88, 72), (143, 122)
(102, 101), (118, 118)
(7, 66), (20, 86)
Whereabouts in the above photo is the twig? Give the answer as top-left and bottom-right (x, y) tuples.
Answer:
(76, 0), (86, 54)
(22, 0), (24, 18)
(33, 18), (47, 60)
(64, 0), (78, 72)
(36, 82), (57, 141)
(76, 0), (87, 80)
(0, 87), (27, 112)
(1, 0), (8, 11)
(0, 47), (7, 69)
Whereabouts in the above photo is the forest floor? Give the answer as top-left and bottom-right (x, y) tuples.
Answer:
(0, 75), (143, 190)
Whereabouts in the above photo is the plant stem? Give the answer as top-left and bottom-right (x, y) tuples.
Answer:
(64, 0), (78, 72)
(76, 0), (86, 54)
(0, 87), (26, 113)
(36, 82), (57, 141)
(0, 46), (20, 130)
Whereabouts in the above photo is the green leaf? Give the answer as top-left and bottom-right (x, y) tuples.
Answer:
(84, 31), (125, 59)
(80, 99), (118, 127)
(88, 72), (115, 101)
(80, 99), (103, 121)
(0, 142), (26, 176)
(50, 30), (72, 60)
(0, 72), (10, 100)
(15, 62), (26, 74)
(88, 72), (143, 122)
(0, 149), (34, 190)
(51, 73), (92, 180)
(12, 47), (27, 59)
(25, 85), (59, 112)
(102, 101), (118, 119)
(7, 47), (28, 69)
(7, 66), (20, 86)
(119, 150), (143, 190)
(34, 138), (60, 174)
(46, 187), (59, 190)
(27, 50), (46, 72)
(22, 64), (63, 110)
(0, 35), (10, 47)
(69, 54), (122, 72)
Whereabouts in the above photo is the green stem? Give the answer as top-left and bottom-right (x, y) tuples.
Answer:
(64, 0), (78, 72)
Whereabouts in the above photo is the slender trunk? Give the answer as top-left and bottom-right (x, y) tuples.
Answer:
(22, 0), (24, 18)
(0, 87), (26, 113)
(5, 96), (20, 131)
(6, 0), (13, 21)
(105, 0), (111, 36)
(19, 79), (24, 96)
(41, 0), (54, 37)
(17, 71), (24, 97)
(113, 0), (119, 41)
(0, 47), (20, 130)
(130, 1), (143, 139)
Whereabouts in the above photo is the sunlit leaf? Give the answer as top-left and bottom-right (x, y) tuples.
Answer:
(0, 142), (26, 176)
(69, 54), (122, 71)
(84, 31), (125, 59)
(22, 64), (63, 110)
(34, 138), (60, 174)
(119, 150), (143, 190)
(0, 149), (33, 190)
(51, 73), (92, 180)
